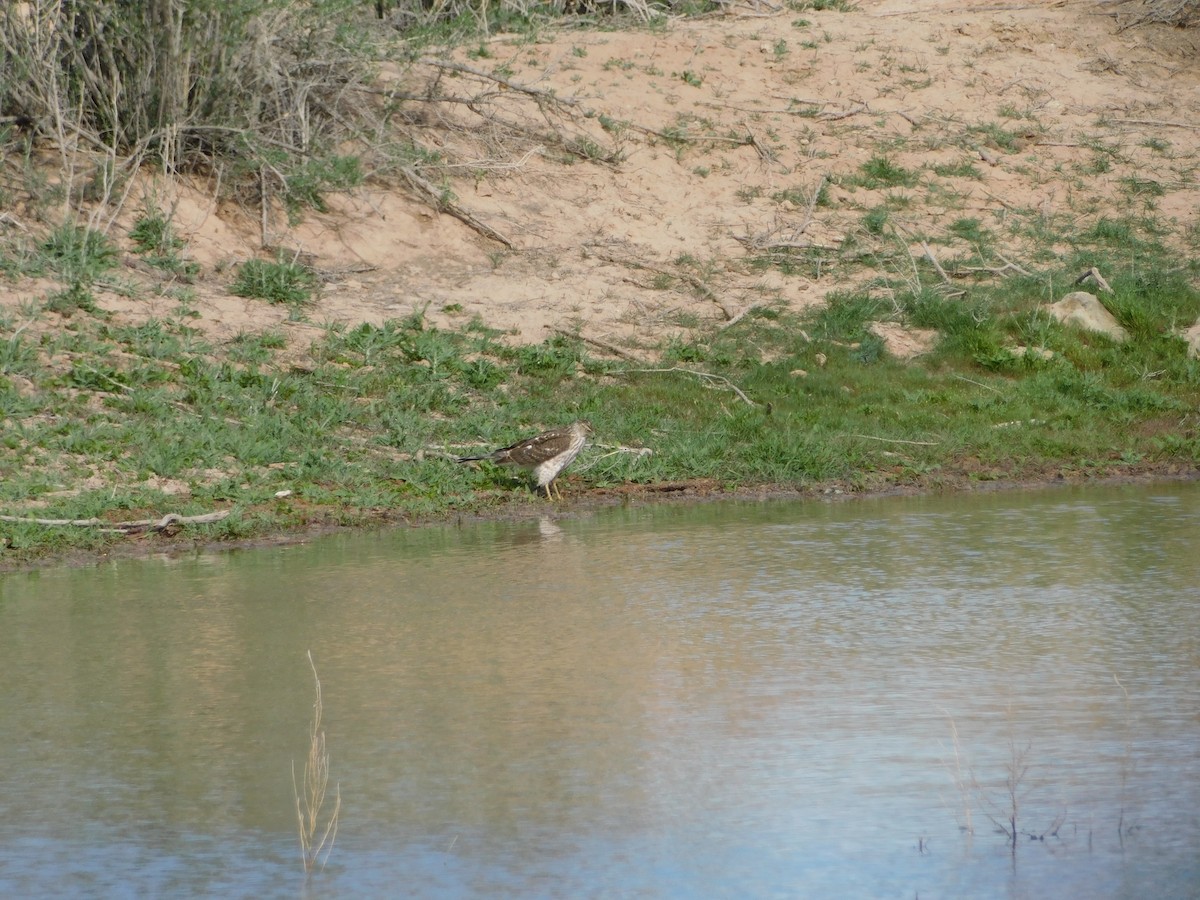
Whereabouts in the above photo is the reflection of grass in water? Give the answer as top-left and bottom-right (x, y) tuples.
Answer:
(293, 650), (341, 875)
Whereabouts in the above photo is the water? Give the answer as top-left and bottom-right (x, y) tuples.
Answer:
(1, 483), (1198, 898)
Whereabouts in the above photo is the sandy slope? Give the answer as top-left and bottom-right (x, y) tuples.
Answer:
(5, 1), (1198, 358)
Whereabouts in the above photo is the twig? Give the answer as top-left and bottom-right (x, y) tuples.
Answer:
(850, 434), (939, 446)
(1075, 266), (1113, 293)
(940, 708), (974, 837)
(799, 173), (826, 233)
(742, 121), (778, 165)
(748, 238), (823, 251)
(552, 328), (645, 361)
(873, 3), (1056, 16)
(623, 367), (755, 406)
(574, 445), (653, 474)
(995, 253), (1033, 277)
(420, 57), (562, 103)
(399, 166), (514, 248)
(418, 56), (671, 143)
(0, 510), (231, 533)
(981, 189), (1013, 209)
(953, 254), (1033, 279)
(921, 241), (953, 285)
(732, 174), (831, 253)
(718, 303), (765, 329)
(952, 374), (1003, 394)
(733, 228), (827, 252)
(1112, 118), (1200, 130)
(0, 211), (29, 232)
(819, 102), (869, 121)
(438, 145), (545, 171)
(584, 247), (719, 302)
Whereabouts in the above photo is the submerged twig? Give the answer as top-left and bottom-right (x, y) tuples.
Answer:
(940, 709), (974, 837)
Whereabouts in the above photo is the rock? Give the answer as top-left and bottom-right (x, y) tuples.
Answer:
(868, 321), (938, 359)
(1181, 317), (1200, 359)
(1043, 291), (1129, 342)
(1008, 345), (1054, 361)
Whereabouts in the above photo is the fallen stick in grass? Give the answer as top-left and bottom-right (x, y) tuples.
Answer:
(0, 510), (231, 534)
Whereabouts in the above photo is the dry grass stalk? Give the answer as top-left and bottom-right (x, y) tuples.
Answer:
(293, 650), (341, 876)
(1113, 0), (1200, 29)
(943, 708), (1067, 852)
(940, 709), (974, 837)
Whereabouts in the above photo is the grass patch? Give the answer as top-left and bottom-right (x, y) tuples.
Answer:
(231, 257), (318, 307)
(848, 155), (919, 189)
(1, 254), (1197, 567)
(40, 223), (117, 284)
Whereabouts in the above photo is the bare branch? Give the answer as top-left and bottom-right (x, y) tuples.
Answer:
(0, 510), (231, 533)
(622, 366), (756, 406)
(399, 166), (514, 248)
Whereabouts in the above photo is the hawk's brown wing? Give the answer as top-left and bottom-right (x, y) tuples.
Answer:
(499, 428), (574, 468)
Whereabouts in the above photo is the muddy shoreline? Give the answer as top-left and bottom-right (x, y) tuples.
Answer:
(6, 462), (1196, 575)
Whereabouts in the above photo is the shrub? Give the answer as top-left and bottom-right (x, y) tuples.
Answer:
(0, 1), (373, 208)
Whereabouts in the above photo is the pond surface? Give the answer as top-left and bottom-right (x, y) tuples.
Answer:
(2, 483), (1199, 898)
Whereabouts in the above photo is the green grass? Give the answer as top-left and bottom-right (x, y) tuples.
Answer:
(848, 155), (919, 189)
(129, 212), (199, 276)
(231, 257), (318, 306)
(40, 223), (117, 283)
(3, 220), (1197, 568)
(1, 5), (1198, 568)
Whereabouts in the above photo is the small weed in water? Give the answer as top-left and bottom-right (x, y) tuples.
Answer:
(293, 651), (340, 876)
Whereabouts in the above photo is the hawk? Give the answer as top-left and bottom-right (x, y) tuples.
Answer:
(457, 421), (593, 499)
